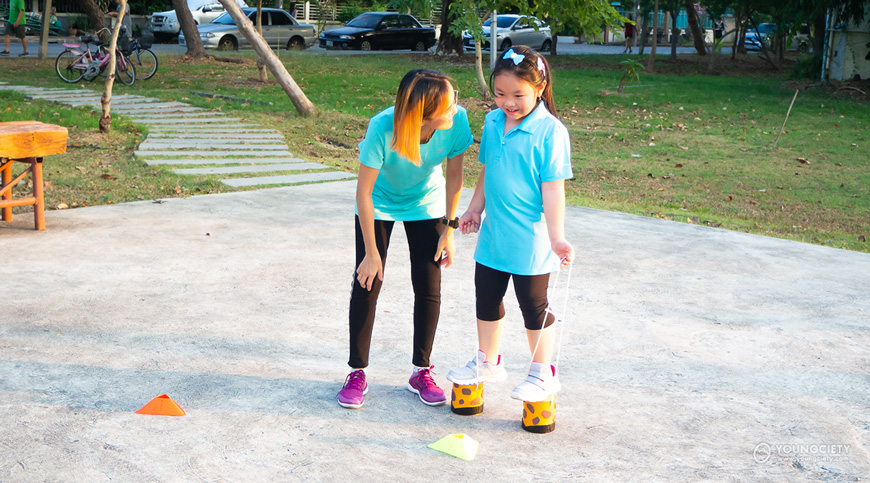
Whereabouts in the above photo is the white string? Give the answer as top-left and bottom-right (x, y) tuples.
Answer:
(554, 262), (572, 371)
(528, 259), (572, 372)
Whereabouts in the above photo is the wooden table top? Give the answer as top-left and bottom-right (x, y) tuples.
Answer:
(0, 121), (68, 159)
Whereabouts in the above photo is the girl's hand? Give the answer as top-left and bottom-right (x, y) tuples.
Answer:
(552, 239), (575, 268)
(458, 211), (481, 235)
(435, 229), (455, 268)
(356, 253), (383, 291)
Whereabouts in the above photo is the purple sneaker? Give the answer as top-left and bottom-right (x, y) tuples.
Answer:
(407, 366), (447, 406)
(337, 369), (368, 409)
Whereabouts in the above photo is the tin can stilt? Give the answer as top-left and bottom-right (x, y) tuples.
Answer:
(451, 383), (484, 416)
(521, 396), (556, 433)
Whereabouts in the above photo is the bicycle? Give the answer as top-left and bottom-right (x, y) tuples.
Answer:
(55, 29), (135, 86)
(124, 37), (157, 81)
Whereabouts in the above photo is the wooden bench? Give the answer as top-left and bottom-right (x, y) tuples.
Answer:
(0, 121), (68, 231)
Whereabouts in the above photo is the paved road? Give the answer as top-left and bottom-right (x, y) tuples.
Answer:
(3, 36), (729, 58)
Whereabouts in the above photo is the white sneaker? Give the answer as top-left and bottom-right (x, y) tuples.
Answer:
(510, 362), (560, 402)
(446, 350), (507, 385)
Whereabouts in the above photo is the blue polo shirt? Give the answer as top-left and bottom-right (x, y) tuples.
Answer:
(357, 106), (474, 221)
(475, 103), (572, 275)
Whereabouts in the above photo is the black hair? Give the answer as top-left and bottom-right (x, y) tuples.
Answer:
(489, 44), (557, 117)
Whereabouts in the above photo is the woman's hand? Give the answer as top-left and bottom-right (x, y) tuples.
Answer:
(356, 252), (383, 291)
(435, 228), (455, 268)
(458, 211), (481, 235)
(552, 239), (575, 268)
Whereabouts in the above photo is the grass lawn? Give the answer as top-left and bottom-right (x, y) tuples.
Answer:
(0, 50), (867, 252)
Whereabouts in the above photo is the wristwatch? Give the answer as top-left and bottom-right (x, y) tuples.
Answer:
(441, 217), (459, 229)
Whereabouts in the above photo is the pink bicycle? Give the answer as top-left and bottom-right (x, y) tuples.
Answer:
(55, 28), (136, 85)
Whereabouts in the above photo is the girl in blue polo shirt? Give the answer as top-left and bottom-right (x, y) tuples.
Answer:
(338, 69), (474, 409)
(447, 46), (574, 403)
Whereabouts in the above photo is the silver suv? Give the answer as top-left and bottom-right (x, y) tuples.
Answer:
(462, 14), (552, 52)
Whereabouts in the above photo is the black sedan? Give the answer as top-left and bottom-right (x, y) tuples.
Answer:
(319, 12), (436, 51)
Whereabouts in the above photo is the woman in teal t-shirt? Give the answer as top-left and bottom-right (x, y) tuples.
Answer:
(337, 69), (474, 410)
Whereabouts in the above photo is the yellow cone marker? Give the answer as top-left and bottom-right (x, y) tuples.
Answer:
(428, 433), (478, 461)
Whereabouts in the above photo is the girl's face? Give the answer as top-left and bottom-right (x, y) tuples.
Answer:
(493, 73), (545, 123)
(422, 84), (458, 132)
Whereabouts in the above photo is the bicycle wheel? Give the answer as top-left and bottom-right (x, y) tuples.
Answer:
(132, 49), (158, 80)
(116, 57), (136, 86)
(55, 50), (84, 83)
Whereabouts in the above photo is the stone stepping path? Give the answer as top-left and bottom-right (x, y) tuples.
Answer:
(223, 171), (356, 187)
(144, 157), (306, 166)
(173, 163), (327, 175)
(134, 149), (295, 157)
(0, 82), (354, 188)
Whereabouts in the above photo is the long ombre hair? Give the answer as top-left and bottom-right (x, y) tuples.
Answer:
(391, 69), (456, 165)
(490, 44), (557, 118)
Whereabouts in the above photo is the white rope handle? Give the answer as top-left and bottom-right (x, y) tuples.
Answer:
(529, 259), (572, 371)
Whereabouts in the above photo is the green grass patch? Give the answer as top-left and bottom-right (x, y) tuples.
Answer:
(1, 51), (867, 252)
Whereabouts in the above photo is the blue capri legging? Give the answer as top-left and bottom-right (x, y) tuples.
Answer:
(475, 263), (555, 330)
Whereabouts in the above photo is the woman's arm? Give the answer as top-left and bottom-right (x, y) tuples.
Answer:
(458, 167), (486, 234)
(434, 153), (464, 267)
(355, 165), (383, 290)
(542, 179), (574, 268)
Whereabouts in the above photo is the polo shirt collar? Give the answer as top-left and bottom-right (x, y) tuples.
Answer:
(496, 101), (550, 135)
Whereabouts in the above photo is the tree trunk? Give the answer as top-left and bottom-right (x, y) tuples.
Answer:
(39, 0), (53, 60)
(670, 9), (678, 60)
(618, 73), (626, 94)
(100, 0), (126, 134)
(684, 0), (706, 55)
(171, 0), (206, 57)
(731, 10), (741, 59)
(474, 39), (491, 100)
(436, 0), (462, 55)
(648, 0), (658, 72)
(256, 1), (268, 82)
(550, 33), (558, 56)
(218, 0), (316, 116)
(75, 0), (106, 37)
(639, 12), (647, 55)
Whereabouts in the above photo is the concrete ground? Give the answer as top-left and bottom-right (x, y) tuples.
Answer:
(1, 181), (868, 481)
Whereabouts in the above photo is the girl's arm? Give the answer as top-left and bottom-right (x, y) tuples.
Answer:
(458, 167), (486, 235)
(434, 153), (464, 267)
(355, 165), (383, 291)
(542, 179), (574, 268)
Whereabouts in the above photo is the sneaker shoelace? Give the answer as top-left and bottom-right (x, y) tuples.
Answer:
(344, 370), (365, 391)
(417, 366), (438, 390)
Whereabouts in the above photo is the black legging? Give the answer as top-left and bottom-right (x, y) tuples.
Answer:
(475, 262), (554, 330)
(348, 216), (443, 369)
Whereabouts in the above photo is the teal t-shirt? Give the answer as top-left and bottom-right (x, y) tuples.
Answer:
(474, 103), (573, 276)
(9, 0), (25, 22)
(357, 106), (474, 221)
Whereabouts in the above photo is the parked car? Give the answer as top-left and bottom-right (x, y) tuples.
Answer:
(744, 22), (776, 51)
(462, 14), (552, 52)
(179, 8), (317, 51)
(319, 12), (436, 51)
(150, 0), (247, 40)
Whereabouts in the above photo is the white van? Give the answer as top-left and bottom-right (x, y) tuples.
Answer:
(150, 0), (248, 38)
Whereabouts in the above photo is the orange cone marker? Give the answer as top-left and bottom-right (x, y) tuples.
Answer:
(135, 394), (186, 416)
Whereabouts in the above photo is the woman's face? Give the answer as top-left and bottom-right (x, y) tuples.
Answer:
(423, 84), (458, 132)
